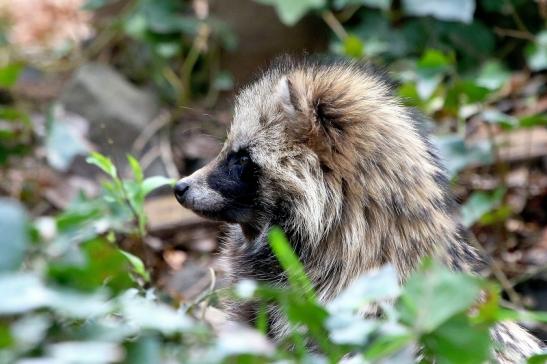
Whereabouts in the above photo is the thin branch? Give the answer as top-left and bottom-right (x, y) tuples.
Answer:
(321, 10), (348, 41)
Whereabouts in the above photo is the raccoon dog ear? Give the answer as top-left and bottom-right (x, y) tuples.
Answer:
(275, 76), (300, 117)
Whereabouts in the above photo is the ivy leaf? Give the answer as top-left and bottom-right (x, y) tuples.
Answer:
(0, 63), (23, 88)
(460, 188), (506, 228)
(334, 0), (391, 11)
(398, 259), (482, 333)
(0, 199), (28, 272)
(402, 0), (476, 23)
(255, 0), (326, 26)
(343, 35), (365, 58)
(476, 61), (510, 90)
(45, 107), (90, 171)
(526, 31), (547, 71)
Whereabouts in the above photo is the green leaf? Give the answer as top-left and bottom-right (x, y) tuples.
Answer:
(83, 0), (109, 10)
(334, 0), (391, 11)
(476, 61), (510, 90)
(398, 259), (482, 333)
(127, 155), (144, 183)
(415, 49), (452, 100)
(402, 0), (475, 23)
(119, 250), (150, 282)
(0, 273), (50, 314)
(432, 134), (493, 178)
(365, 334), (415, 360)
(0, 324), (13, 349)
(528, 353), (547, 364)
(255, 0), (326, 26)
(526, 31), (547, 71)
(125, 335), (162, 364)
(326, 315), (376, 345)
(482, 109), (518, 129)
(328, 265), (400, 313)
(0, 199), (28, 272)
(460, 188), (506, 228)
(48, 238), (133, 293)
(519, 114), (547, 128)
(0, 63), (23, 88)
(142, 176), (175, 197)
(422, 313), (491, 364)
(86, 152), (118, 179)
(47, 342), (124, 363)
(120, 290), (193, 334)
(268, 227), (315, 300)
(343, 35), (364, 58)
(45, 107), (89, 171)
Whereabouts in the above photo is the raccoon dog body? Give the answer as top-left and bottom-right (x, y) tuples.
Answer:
(174, 57), (542, 362)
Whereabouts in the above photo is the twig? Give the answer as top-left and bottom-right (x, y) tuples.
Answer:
(159, 128), (180, 180)
(132, 110), (172, 154)
(503, 0), (532, 34)
(321, 10), (348, 41)
(494, 27), (535, 41)
(138, 145), (161, 172)
(467, 232), (524, 307)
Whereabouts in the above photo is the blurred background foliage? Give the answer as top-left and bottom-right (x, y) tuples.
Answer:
(0, 0), (546, 363)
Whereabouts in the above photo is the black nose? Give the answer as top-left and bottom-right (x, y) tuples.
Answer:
(174, 181), (190, 203)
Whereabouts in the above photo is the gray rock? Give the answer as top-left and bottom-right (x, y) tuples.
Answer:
(60, 63), (163, 175)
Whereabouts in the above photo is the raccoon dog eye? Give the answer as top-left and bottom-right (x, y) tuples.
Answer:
(229, 152), (252, 178)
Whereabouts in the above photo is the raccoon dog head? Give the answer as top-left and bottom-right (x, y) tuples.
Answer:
(175, 57), (436, 243)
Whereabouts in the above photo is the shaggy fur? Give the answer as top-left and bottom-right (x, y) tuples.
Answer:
(175, 56), (543, 362)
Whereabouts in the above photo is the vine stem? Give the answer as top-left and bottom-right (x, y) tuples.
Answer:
(321, 10), (348, 41)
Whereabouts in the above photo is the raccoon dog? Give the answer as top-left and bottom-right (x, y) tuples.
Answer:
(174, 56), (542, 362)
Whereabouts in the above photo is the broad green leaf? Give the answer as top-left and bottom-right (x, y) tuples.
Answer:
(519, 114), (547, 128)
(46, 107), (89, 171)
(415, 50), (452, 100)
(47, 341), (124, 363)
(119, 250), (150, 282)
(422, 314), (491, 364)
(326, 314), (376, 345)
(11, 315), (51, 349)
(528, 353), (547, 364)
(86, 152), (118, 179)
(268, 227), (315, 299)
(0, 324), (13, 349)
(343, 35), (365, 58)
(0, 273), (50, 314)
(402, 0), (475, 23)
(48, 239), (133, 293)
(127, 155), (143, 183)
(482, 109), (518, 129)
(120, 290), (193, 334)
(398, 259), (482, 333)
(0, 63), (22, 88)
(328, 265), (400, 313)
(255, 0), (326, 26)
(476, 61), (510, 90)
(334, 0), (391, 11)
(125, 335), (162, 364)
(142, 176), (175, 197)
(460, 188), (506, 228)
(365, 334), (415, 360)
(83, 0), (108, 10)
(526, 31), (547, 71)
(432, 134), (493, 178)
(0, 199), (28, 272)
(213, 71), (235, 91)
